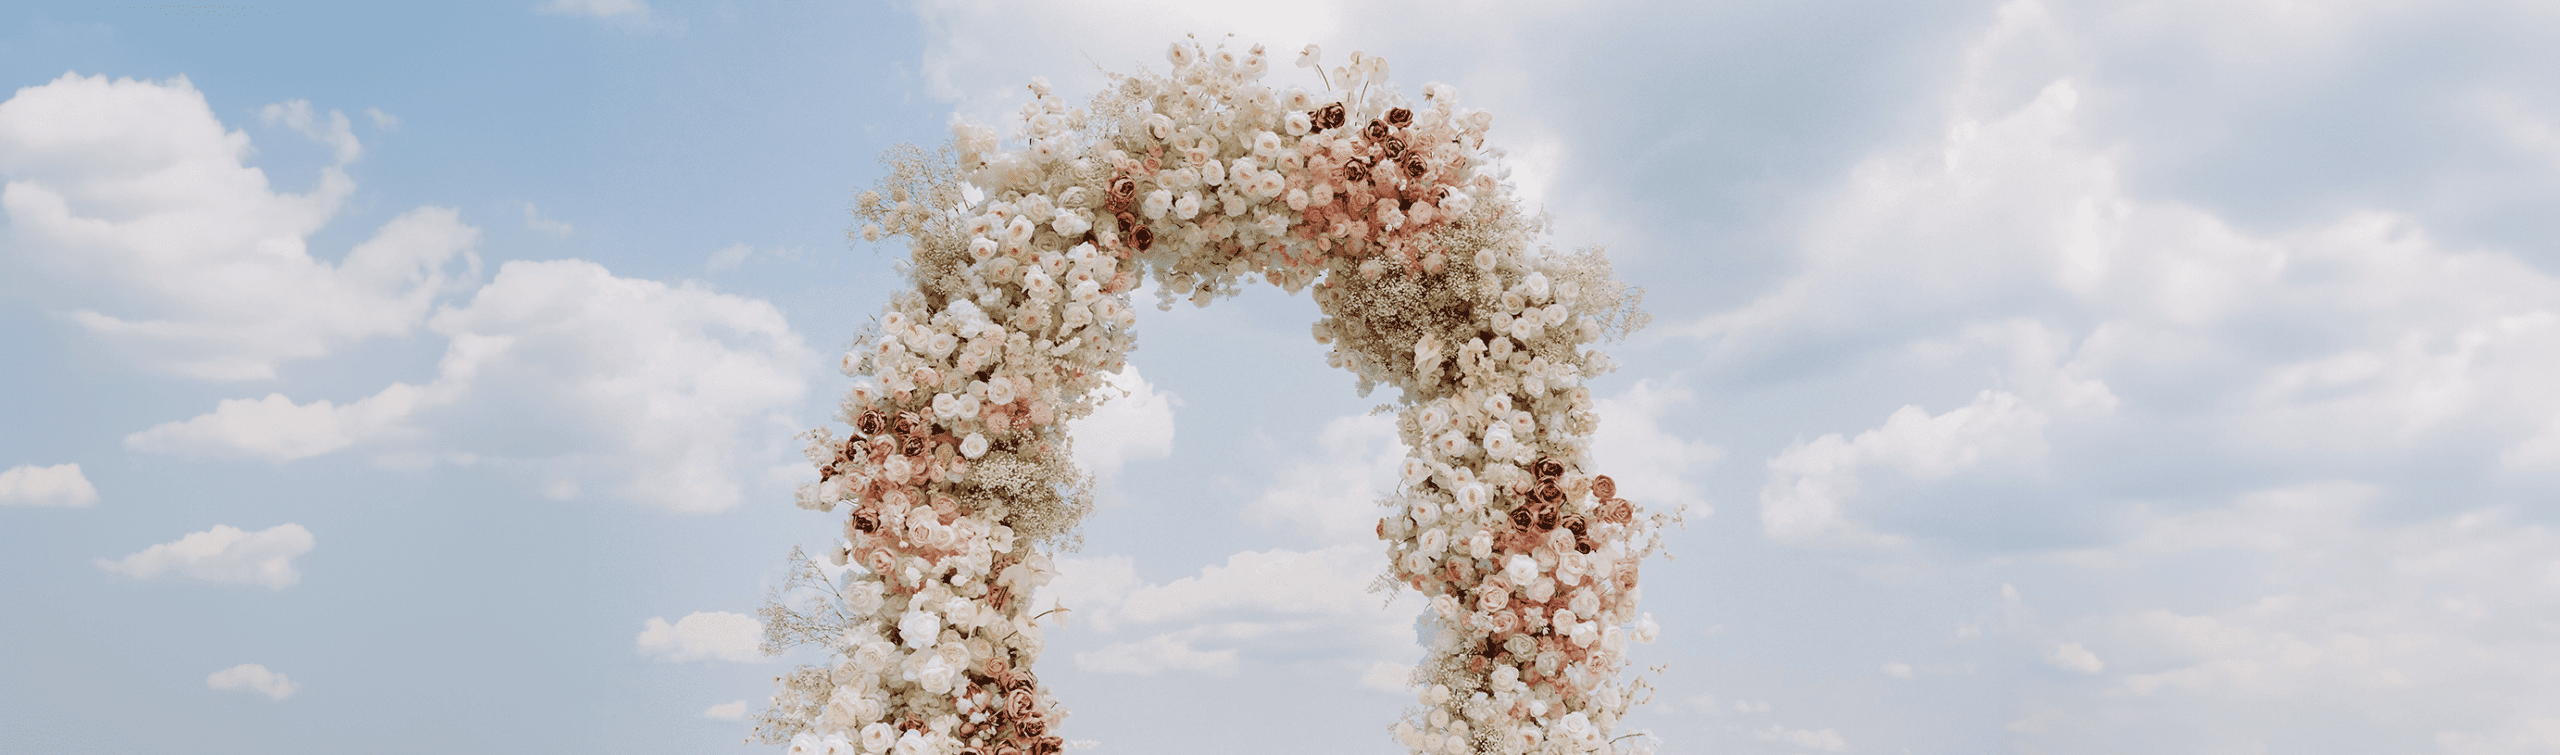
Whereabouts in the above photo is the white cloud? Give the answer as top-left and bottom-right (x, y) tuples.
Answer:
(637, 611), (765, 664)
(96, 523), (314, 589)
(706, 243), (753, 272)
(258, 99), (360, 164)
(0, 463), (98, 507)
(2047, 641), (2104, 674)
(1760, 389), (2048, 548)
(702, 700), (748, 721)
(1047, 543), (1417, 678)
(129, 259), (811, 512)
(1882, 661), (1913, 679)
(541, 0), (650, 19)
(0, 73), (476, 382)
(361, 107), (399, 130)
(206, 663), (297, 701)
(1591, 381), (1723, 516)
(124, 385), (439, 461)
(1066, 365), (1176, 483)
(1242, 413), (1401, 542)
(521, 201), (574, 238)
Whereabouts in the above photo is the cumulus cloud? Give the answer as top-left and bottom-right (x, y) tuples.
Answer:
(636, 611), (765, 664)
(1046, 543), (1418, 679)
(0, 73), (476, 382)
(521, 201), (574, 238)
(1066, 365), (1176, 483)
(0, 463), (98, 507)
(96, 523), (314, 589)
(258, 99), (359, 164)
(125, 385), (439, 461)
(1591, 381), (1723, 516)
(1760, 389), (2049, 548)
(1242, 413), (1401, 542)
(129, 259), (811, 512)
(702, 700), (748, 721)
(206, 663), (297, 701)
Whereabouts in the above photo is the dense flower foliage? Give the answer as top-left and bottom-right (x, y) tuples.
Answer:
(758, 38), (1669, 755)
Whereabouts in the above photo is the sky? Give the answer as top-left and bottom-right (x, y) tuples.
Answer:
(5, 1), (2560, 753)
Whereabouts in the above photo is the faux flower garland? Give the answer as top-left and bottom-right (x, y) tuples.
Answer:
(757, 38), (1671, 755)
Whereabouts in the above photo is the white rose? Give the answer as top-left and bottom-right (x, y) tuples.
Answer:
(1505, 554), (1539, 585)
(821, 734), (857, 755)
(959, 432), (989, 459)
(860, 722), (897, 754)
(790, 732), (824, 755)
(914, 653), (958, 694)
(1142, 189), (1173, 218)
(899, 610), (942, 649)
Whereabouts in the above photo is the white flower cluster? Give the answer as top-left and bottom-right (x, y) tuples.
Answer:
(762, 38), (1664, 755)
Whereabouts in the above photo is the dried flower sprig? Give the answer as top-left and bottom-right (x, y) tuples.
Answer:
(769, 37), (1664, 755)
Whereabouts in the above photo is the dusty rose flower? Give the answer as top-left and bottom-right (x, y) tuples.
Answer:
(852, 507), (882, 534)
(857, 409), (889, 437)
(1385, 107), (1414, 128)
(1364, 118), (1389, 142)
(1598, 498), (1634, 524)
(1313, 102), (1346, 132)
(1342, 158), (1372, 183)
(1129, 223), (1154, 252)
(1532, 457), (1565, 482)
(1380, 136), (1406, 160)
(1533, 480), (1565, 507)
(1509, 502), (1534, 530)
(996, 747), (1022, 755)
(1575, 534), (1595, 554)
(1558, 513), (1588, 537)
(1592, 475), (1616, 500)
(1107, 175), (1137, 211)
(1030, 737), (1062, 755)
(1402, 157), (1427, 180)
(1006, 688), (1037, 718)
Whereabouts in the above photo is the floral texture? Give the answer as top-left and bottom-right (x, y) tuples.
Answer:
(761, 39), (1668, 755)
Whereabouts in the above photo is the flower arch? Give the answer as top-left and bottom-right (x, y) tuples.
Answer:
(757, 38), (1672, 755)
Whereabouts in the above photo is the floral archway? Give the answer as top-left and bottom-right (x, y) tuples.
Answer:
(757, 38), (1672, 755)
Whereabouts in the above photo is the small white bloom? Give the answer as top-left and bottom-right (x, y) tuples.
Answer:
(1145, 113), (1174, 140)
(1456, 482), (1490, 511)
(1506, 554), (1539, 585)
(790, 733), (824, 755)
(1634, 613), (1660, 643)
(1400, 458), (1430, 486)
(898, 610), (942, 649)
(1469, 529), (1494, 559)
(1142, 189), (1173, 219)
(1051, 209), (1090, 237)
(960, 432), (989, 459)
(932, 392), (959, 418)
(860, 723), (896, 754)
(1173, 191), (1202, 219)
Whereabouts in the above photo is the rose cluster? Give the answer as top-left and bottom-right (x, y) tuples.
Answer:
(760, 38), (1664, 755)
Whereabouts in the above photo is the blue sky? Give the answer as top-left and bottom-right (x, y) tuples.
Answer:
(6, 1), (2560, 754)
